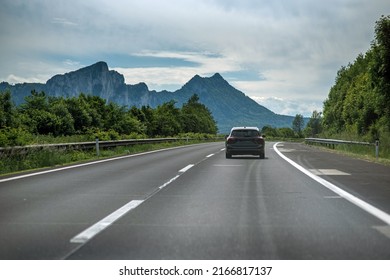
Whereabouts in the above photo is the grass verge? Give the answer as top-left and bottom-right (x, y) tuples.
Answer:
(0, 140), (217, 176)
(305, 142), (390, 166)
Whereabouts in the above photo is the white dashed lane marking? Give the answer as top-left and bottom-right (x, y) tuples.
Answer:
(70, 146), (225, 244)
(179, 164), (194, 173)
(70, 200), (144, 243)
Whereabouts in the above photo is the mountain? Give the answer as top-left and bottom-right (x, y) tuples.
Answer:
(46, 61), (126, 101)
(1, 61), (295, 133)
(172, 73), (295, 132)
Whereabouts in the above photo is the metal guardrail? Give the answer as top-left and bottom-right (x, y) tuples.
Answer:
(305, 138), (371, 146)
(305, 138), (380, 159)
(0, 138), (186, 156)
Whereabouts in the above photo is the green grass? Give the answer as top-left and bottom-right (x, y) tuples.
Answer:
(332, 143), (390, 165)
(304, 130), (390, 165)
(305, 141), (390, 166)
(0, 139), (217, 176)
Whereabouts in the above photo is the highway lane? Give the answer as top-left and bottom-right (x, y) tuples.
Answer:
(0, 143), (223, 259)
(68, 142), (390, 259)
(1, 141), (390, 259)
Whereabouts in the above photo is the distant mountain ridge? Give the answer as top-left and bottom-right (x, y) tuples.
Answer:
(1, 61), (295, 133)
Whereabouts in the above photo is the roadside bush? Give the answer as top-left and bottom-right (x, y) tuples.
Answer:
(0, 127), (33, 146)
(87, 129), (120, 141)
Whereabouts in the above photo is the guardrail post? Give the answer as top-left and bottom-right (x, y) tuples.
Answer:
(96, 137), (100, 157)
(375, 140), (379, 160)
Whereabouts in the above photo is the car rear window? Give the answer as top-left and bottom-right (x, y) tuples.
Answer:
(231, 130), (259, 137)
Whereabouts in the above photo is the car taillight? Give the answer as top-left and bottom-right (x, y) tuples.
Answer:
(253, 137), (264, 144)
(227, 137), (236, 144)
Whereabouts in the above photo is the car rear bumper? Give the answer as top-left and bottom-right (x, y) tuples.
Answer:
(226, 145), (264, 155)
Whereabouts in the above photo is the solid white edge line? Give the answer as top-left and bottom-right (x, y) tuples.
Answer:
(179, 164), (194, 173)
(0, 144), (202, 183)
(70, 200), (144, 243)
(273, 142), (390, 225)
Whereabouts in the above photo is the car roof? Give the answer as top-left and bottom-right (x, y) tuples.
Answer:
(230, 126), (259, 131)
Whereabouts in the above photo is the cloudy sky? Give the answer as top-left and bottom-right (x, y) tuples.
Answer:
(1, 0), (390, 116)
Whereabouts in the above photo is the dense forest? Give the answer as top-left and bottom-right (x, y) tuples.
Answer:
(0, 91), (217, 146)
(322, 15), (390, 142)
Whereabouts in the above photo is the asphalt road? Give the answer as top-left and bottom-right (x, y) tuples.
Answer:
(0, 141), (389, 260)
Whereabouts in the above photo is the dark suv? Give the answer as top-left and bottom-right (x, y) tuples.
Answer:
(225, 127), (265, 159)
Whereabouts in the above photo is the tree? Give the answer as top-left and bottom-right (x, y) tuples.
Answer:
(181, 94), (218, 134)
(65, 95), (93, 133)
(371, 15), (390, 127)
(261, 125), (278, 137)
(292, 114), (304, 137)
(19, 90), (56, 134)
(278, 127), (295, 138)
(49, 98), (75, 136)
(304, 111), (323, 137)
(0, 90), (16, 128)
(323, 65), (350, 134)
(83, 95), (106, 129)
(141, 105), (158, 137)
(322, 15), (390, 137)
(21, 90), (48, 111)
(154, 100), (182, 136)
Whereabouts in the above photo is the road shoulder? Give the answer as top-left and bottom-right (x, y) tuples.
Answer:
(275, 142), (390, 215)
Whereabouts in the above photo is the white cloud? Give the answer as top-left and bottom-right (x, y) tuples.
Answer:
(251, 96), (323, 117)
(1, 0), (390, 116)
(113, 51), (241, 89)
(5, 74), (41, 85)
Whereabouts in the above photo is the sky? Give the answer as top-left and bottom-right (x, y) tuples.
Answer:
(1, 0), (390, 117)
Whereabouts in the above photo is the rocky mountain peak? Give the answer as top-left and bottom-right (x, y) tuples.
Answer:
(45, 61), (125, 99)
(91, 61), (109, 72)
(182, 73), (231, 92)
(211, 72), (223, 80)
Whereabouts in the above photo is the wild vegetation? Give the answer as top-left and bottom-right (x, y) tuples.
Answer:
(0, 91), (217, 146)
(0, 92), (219, 174)
(260, 113), (307, 139)
(322, 15), (390, 142)
(316, 15), (390, 159)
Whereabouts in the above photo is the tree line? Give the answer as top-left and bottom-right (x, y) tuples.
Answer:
(0, 91), (218, 146)
(260, 112), (321, 139)
(321, 15), (390, 141)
